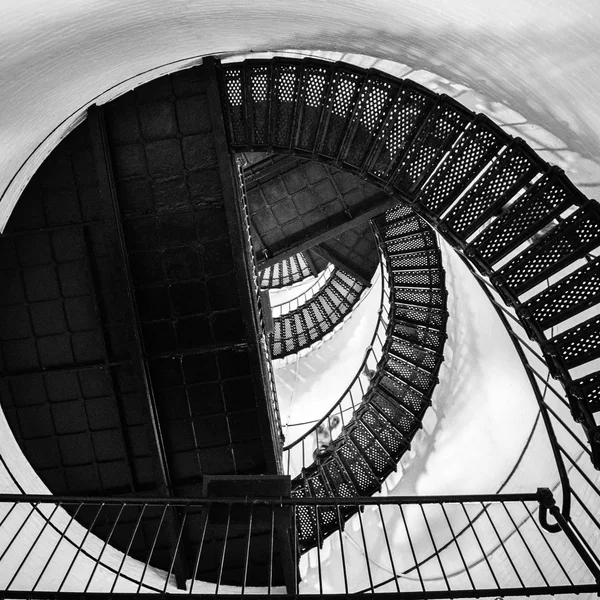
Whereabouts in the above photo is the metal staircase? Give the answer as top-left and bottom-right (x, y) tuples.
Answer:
(218, 57), (600, 468)
(269, 266), (365, 359)
(279, 204), (447, 551)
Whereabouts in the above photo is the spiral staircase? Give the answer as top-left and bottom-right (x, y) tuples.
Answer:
(286, 203), (447, 551)
(0, 55), (599, 597)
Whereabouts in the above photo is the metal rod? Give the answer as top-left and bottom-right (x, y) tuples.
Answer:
(0, 501), (17, 530)
(58, 503), (106, 592)
(292, 506), (299, 595)
(163, 507), (188, 593)
(559, 446), (600, 499)
(440, 503), (475, 590)
(572, 488), (600, 536)
(377, 504), (400, 593)
(480, 501), (524, 588)
(569, 517), (600, 571)
(357, 504), (375, 592)
(215, 504), (231, 595)
(420, 503), (450, 590)
(0, 492), (543, 506)
(544, 402), (592, 456)
(88, 104), (189, 585)
(2, 585), (600, 599)
(0, 503), (37, 566)
(269, 505), (275, 594)
(6, 504), (60, 590)
(521, 501), (573, 584)
(501, 501), (548, 586)
(258, 192), (400, 271)
(33, 503), (83, 592)
(189, 505), (210, 595)
(84, 503), (126, 593)
(399, 503), (425, 592)
(138, 504), (169, 592)
(335, 504), (349, 594)
(460, 502), (499, 588)
(461, 252), (573, 522)
(242, 504), (254, 595)
(549, 504), (600, 583)
(110, 503), (147, 593)
(315, 506), (323, 594)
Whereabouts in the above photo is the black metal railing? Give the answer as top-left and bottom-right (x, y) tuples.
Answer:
(455, 250), (600, 545)
(217, 56), (600, 469)
(235, 161), (284, 456)
(0, 491), (598, 597)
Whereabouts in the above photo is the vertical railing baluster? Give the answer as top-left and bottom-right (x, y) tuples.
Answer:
(242, 504), (254, 595)
(7, 503), (60, 590)
(420, 503), (450, 590)
(357, 503), (374, 592)
(460, 502), (499, 588)
(349, 389), (357, 413)
(377, 504), (400, 593)
(162, 504), (188, 593)
(138, 504), (169, 592)
(399, 503), (425, 592)
(501, 501), (549, 586)
(545, 499), (600, 581)
(480, 501), (524, 588)
(34, 503), (83, 592)
(268, 504), (275, 594)
(569, 514), (600, 569)
(440, 503), (474, 591)
(58, 503), (105, 592)
(521, 500), (573, 584)
(111, 503), (146, 593)
(335, 504), (349, 594)
(292, 505), (299, 595)
(190, 504), (211, 595)
(216, 504), (231, 595)
(315, 505), (323, 594)
(0, 502), (37, 566)
(85, 503), (126, 593)
(302, 438), (306, 469)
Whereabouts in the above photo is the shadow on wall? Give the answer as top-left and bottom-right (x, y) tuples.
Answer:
(386, 239), (542, 497)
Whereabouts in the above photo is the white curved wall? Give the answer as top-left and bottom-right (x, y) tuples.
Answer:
(1, 0), (600, 227)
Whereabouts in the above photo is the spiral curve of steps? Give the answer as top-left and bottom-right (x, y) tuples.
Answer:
(217, 57), (600, 476)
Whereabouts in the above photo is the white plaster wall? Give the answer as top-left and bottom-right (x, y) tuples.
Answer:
(1, 0), (600, 226)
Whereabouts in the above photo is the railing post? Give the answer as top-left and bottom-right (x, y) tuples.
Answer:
(538, 487), (600, 585)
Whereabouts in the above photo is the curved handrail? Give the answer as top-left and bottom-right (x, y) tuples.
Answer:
(460, 256), (573, 528)
(282, 227), (392, 475)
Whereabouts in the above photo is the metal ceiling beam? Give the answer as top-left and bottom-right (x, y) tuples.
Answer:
(87, 105), (189, 588)
(257, 192), (399, 271)
(311, 244), (372, 286)
(204, 57), (283, 475)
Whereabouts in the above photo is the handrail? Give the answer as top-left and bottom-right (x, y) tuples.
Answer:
(455, 249), (575, 529)
(235, 161), (284, 449)
(0, 490), (598, 597)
